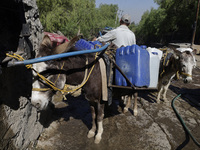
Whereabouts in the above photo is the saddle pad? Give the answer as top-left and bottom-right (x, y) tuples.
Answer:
(44, 32), (69, 46)
(99, 58), (108, 101)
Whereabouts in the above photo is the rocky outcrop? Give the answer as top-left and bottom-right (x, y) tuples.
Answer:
(0, 0), (45, 149)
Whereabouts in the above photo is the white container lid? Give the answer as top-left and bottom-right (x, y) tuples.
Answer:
(147, 47), (163, 60)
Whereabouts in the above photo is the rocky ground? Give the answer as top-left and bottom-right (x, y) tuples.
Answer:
(30, 55), (200, 150)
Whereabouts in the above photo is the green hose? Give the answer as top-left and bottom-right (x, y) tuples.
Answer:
(171, 94), (200, 147)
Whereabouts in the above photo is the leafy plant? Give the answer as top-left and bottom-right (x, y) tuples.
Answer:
(37, 0), (118, 39)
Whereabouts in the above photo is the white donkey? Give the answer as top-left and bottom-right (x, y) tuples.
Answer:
(156, 47), (196, 103)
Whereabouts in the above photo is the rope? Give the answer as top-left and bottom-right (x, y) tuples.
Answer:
(180, 72), (192, 77)
(159, 52), (192, 78)
(54, 62), (65, 84)
(6, 52), (99, 94)
(94, 44), (102, 49)
(60, 52), (98, 93)
(160, 51), (169, 77)
(159, 48), (168, 51)
(31, 67), (55, 91)
(6, 53), (32, 69)
(6, 53), (55, 91)
(171, 94), (200, 147)
(32, 53), (98, 93)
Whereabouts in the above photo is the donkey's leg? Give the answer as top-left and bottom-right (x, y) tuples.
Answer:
(94, 103), (105, 144)
(121, 95), (128, 105)
(162, 81), (170, 102)
(87, 105), (96, 138)
(156, 87), (163, 104)
(123, 95), (131, 113)
(133, 92), (138, 116)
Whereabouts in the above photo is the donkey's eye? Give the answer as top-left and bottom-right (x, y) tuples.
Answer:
(181, 65), (186, 71)
(185, 51), (190, 55)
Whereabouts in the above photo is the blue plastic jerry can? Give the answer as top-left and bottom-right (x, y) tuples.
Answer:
(75, 39), (94, 50)
(115, 44), (150, 87)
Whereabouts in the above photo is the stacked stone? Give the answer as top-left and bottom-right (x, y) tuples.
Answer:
(23, 0), (43, 54)
(0, 0), (46, 149)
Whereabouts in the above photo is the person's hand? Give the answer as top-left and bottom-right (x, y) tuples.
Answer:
(92, 37), (97, 41)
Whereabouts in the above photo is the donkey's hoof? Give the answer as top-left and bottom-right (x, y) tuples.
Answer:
(123, 107), (128, 113)
(94, 134), (102, 144)
(163, 98), (168, 102)
(87, 130), (95, 138)
(165, 102), (170, 107)
(156, 100), (160, 104)
(133, 109), (138, 116)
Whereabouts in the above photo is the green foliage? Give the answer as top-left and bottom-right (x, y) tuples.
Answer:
(129, 21), (136, 32)
(37, 0), (200, 45)
(135, 0), (200, 45)
(37, 0), (118, 39)
(134, 8), (166, 44)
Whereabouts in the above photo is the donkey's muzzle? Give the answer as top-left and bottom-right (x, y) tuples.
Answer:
(183, 77), (192, 83)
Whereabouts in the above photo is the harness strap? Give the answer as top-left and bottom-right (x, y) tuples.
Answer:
(160, 51), (192, 78)
(32, 52), (98, 94)
(32, 87), (50, 91)
(160, 52), (168, 77)
(6, 53), (32, 69)
(6, 52), (97, 94)
(6, 53), (57, 91)
(62, 53), (98, 93)
(180, 72), (192, 77)
(32, 61), (66, 92)
(176, 71), (180, 80)
(61, 57), (89, 95)
(54, 61), (65, 84)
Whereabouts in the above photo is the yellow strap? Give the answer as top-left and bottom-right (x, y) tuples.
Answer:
(6, 53), (32, 69)
(54, 61), (65, 84)
(32, 68), (56, 86)
(6, 53), (57, 90)
(33, 52), (98, 93)
(160, 51), (168, 77)
(176, 71), (180, 79)
(6, 52), (99, 94)
(159, 48), (168, 51)
(58, 52), (98, 93)
(94, 44), (101, 49)
(32, 88), (50, 91)
(180, 72), (192, 77)
(159, 51), (192, 78)
(32, 61), (66, 92)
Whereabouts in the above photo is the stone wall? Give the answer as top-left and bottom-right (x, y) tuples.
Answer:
(0, 0), (46, 149)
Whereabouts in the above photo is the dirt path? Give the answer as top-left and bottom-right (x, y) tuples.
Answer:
(31, 55), (200, 150)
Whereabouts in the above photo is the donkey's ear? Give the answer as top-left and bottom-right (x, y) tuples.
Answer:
(53, 41), (70, 54)
(191, 50), (197, 67)
(168, 44), (181, 59)
(192, 49), (196, 56)
(54, 35), (80, 54)
(41, 35), (52, 47)
(68, 35), (80, 48)
(170, 47), (181, 59)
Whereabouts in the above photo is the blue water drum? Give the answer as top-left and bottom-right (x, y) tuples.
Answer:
(89, 41), (102, 49)
(140, 45), (147, 49)
(115, 45), (150, 87)
(75, 39), (95, 50)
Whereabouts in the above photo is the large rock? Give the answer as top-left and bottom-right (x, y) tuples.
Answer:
(0, 0), (46, 149)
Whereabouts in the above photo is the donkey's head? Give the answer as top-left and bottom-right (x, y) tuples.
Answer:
(31, 35), (80, 110)
(173, 48), (196, 83)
